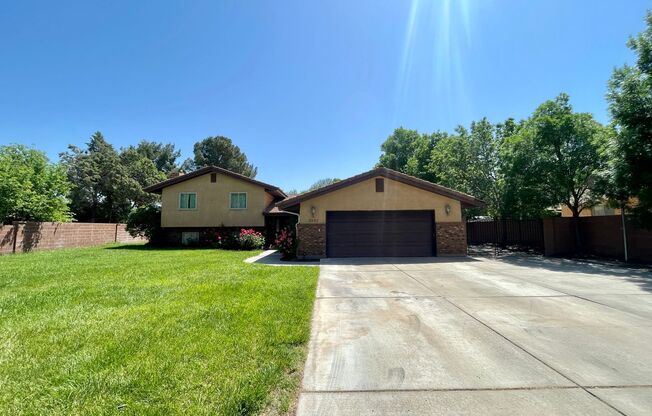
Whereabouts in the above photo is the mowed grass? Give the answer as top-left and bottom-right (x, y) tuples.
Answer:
(0, 245), (318, 415)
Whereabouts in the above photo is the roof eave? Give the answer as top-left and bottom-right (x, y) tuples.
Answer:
(277, 167), (482, 209)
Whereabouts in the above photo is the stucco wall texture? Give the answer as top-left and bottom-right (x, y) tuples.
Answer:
(161, 172), (273, 228)
(297, 176), (462, 225)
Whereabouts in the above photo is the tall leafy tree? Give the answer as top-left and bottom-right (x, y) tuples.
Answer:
(429, 118), (508, 218)
(606, 11), (652, 227)
(528, 94), (608, 219)
(61, 132), (164, 222)
(127, 140), (180, 174)
(119, 147), (166, 207)
(500, 127), (554, 219)
(503, 94), (609, 249)
(189, 136), (257, 177)
(378, 128), (442, 182)
(0, 145), (71, 223)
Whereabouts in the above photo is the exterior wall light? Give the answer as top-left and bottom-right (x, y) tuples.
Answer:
(445, 204), (451, 215)
(310, 206), (317, 217)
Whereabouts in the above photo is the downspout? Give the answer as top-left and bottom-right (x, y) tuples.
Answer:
(621, 204), (628, 263)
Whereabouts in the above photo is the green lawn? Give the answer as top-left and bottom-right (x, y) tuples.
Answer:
(0, 245), (318, 415)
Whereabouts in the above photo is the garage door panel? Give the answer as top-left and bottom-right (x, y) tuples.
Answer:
(326, 210), (434, 257)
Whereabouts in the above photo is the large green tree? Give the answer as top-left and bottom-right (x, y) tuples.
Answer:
(502, 94), (609, 249)
(187, 136), (257, 177)
(378, 128), (442, 182)
(606, 11), (652, 227)
(429, 118), (509, 218)
(126, 140), (180, 174)
(0, 145), (71, 223)
(529, 94), (608, 218)
(61, 132), (164, 222)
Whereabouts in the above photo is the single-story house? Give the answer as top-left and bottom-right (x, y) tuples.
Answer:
(145, 166), (483, 257)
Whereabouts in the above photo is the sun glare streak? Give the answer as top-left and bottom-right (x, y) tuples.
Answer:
(394, 0), (473, 125)
(396, 0), (422, 114)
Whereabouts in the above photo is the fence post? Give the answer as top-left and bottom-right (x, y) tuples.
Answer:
(114, 223), (119, 243)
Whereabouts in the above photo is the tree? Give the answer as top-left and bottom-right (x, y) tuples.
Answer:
(501, 127), (556, 219)
(306, 178), (341, 192)
(0, 145), (71, 223)
(530, 94), (608, 218)
(126, 205), (163, 243)
(378, 128), (442, 182)
(61, 132), (164, 222)
(119, 147), (166, 207)
(126, 140), (180, 174)
(428, 118), (509, 218)
(606, 11), (652, 227)
(504, 94), (609, 250)
(189, 136), (257, 177)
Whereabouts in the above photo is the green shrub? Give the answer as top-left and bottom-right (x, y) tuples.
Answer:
(126, 205), (162, 244)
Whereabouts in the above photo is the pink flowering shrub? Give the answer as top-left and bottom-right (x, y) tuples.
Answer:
(237, 228), (265, 250)
(274, 227), (297, 260)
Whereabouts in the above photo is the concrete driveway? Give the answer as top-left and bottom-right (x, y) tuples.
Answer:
(296, 255), (652, 415)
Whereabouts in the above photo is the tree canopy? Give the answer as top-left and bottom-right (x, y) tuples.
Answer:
(606, 11), (652, 227)
(306, 178), (341, 192)
(61, 132), (165, 222)
(504, 94), (609, 219)
(377, 95), (608, 221)
(0, 145), (71, 223)
(185, 136), (257, 178)
(126, 140), (180, 174)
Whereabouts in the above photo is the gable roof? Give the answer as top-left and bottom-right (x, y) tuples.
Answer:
(144, 166), (287, 198)
(277, 167), (483, 210)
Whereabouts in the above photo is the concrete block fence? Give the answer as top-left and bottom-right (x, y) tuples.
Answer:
(0, 222), (145, 254)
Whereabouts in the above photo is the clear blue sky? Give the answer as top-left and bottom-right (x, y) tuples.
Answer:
(0, 1), (648, 191)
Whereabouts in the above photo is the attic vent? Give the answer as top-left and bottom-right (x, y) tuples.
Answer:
(375, 178), (384, 192)
(210, 173), (217, 183)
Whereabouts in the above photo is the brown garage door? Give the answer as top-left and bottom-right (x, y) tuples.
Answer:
(326, 210), (435, 257)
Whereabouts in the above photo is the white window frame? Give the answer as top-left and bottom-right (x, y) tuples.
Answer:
(229, 192), (248, 210)
(179, 192), (197, 210)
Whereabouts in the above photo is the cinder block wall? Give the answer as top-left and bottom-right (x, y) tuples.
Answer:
(0, 222), (145, 254)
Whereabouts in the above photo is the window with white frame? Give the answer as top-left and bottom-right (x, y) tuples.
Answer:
(230, 192), (247, 209)
(179, 192), (197, 210)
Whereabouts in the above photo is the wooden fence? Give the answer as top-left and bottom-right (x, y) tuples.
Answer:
(543, 216), (652, 263)
(466, 219), (544, 250)
(0, 222), (145, 254)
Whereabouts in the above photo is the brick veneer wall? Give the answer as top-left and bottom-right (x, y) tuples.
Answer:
(436, 222), (467, 256)
(297, 223), (326, 258)
(160, 227), (267, 245)
(0, 222), (144, 254)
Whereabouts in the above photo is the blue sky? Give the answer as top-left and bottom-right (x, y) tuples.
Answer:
(0, 1), (648, 191)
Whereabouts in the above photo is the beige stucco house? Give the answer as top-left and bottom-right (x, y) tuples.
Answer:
(277, 167), (482, 257)
(144, 166), (289, 245)
(145, 166), (482, 257)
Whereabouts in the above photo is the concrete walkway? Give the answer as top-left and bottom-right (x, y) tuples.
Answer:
(243, 250), (319, 266)
(296, 256), (652, 415)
